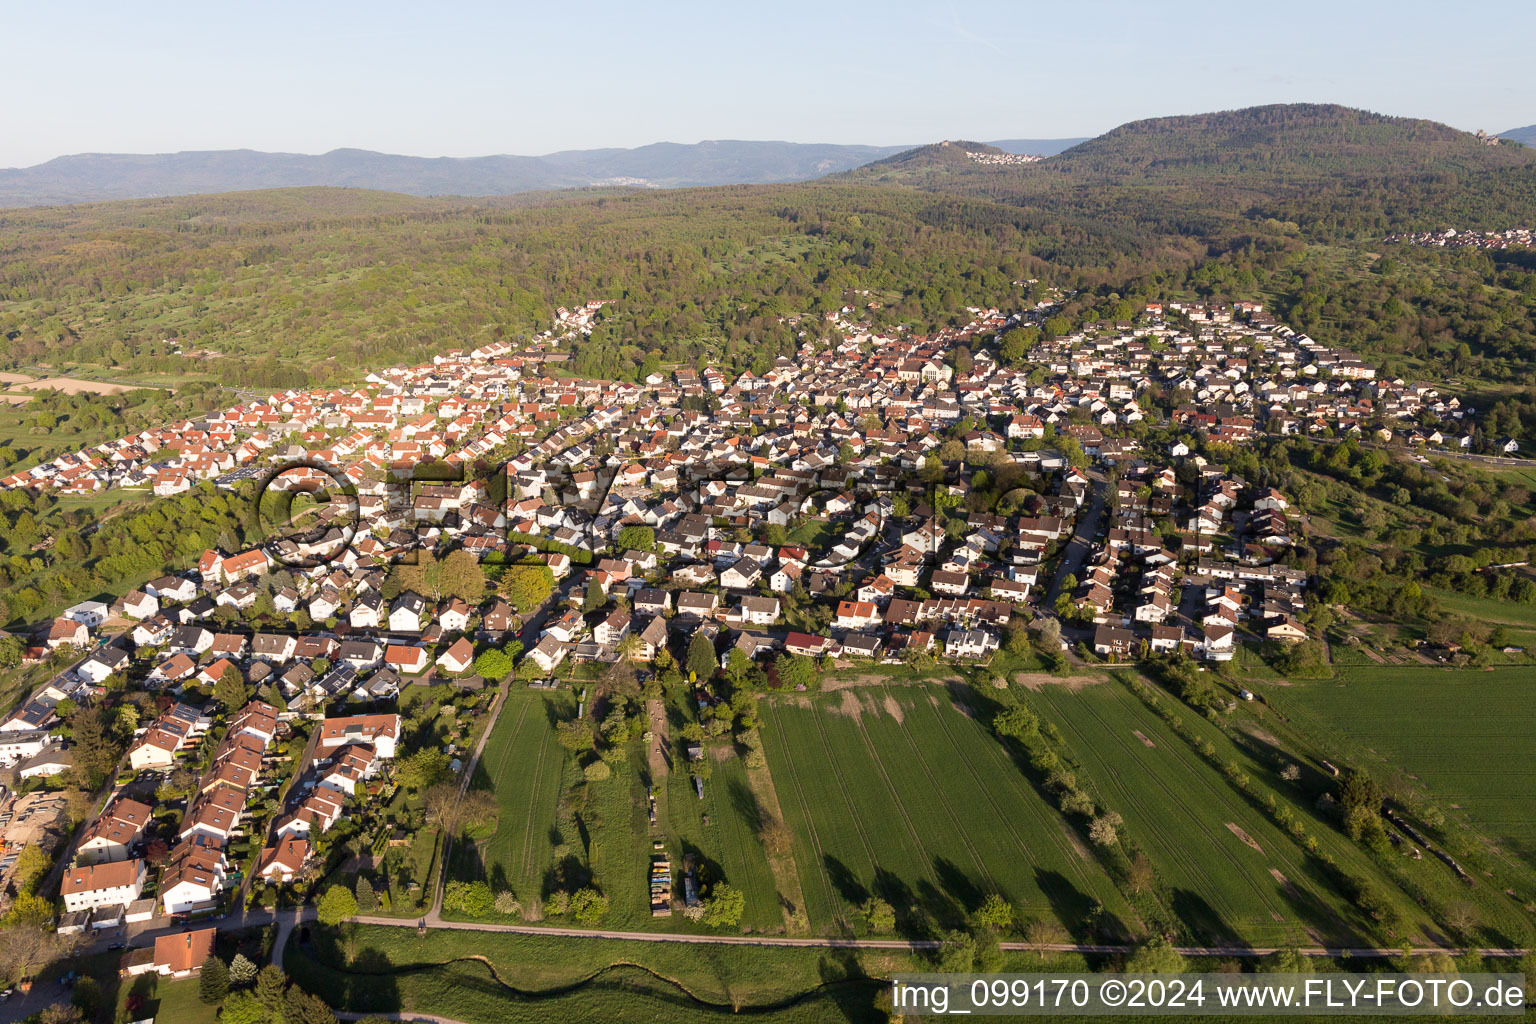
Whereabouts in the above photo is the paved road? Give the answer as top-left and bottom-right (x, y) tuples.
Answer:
(345, 913), (1528, 959)
(1043, 471), (1106, 609)
(269, 908), (310, 969)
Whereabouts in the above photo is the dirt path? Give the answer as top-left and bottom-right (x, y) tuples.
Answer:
(1014, 672), (1103, 691)
(646, 699), (668, 780)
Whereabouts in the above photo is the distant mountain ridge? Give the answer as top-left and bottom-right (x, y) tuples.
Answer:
(1502, 124), (1536, 146)
(0, 137), (1084, 208)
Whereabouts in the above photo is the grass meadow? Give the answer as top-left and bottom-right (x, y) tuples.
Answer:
(1266, 665), (1536, 877)
(1032, 677), (1436, 947)
(473, 690), (573, 899)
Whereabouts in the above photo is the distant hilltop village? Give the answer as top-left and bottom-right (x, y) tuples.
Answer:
(935, 140), (1043, 165)
(1385, 227), (1534, 251)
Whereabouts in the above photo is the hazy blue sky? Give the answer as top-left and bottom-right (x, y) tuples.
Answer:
(6, 0), (1533, 167)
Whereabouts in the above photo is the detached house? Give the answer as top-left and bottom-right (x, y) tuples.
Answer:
(437, 637), (476, 675)
(385, 644), (430, 675)
(389, 593), (428, 632)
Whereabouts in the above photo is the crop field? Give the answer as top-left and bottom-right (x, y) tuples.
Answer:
(1031, 678), (1431, 947)
(476, 690), (573, 898)
(1268, 666), (1536, 864)
(758, 683), (1129, 937)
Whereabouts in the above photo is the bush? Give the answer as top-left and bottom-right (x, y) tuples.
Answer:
(700, 883), (745, 927)
(975, 893), (1014, 932)
(582, 760), (611, 781)
(443, 879), (495, 917)
(570, 887), (610, 924)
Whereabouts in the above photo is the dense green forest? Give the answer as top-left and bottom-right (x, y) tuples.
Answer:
(0, 185), (1088, 388)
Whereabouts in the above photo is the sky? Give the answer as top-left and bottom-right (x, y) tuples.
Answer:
(5, 0), (1534, 168)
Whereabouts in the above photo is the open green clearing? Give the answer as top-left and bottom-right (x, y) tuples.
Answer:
(786, 517), (839, 551)
(758, 682), (1129, 938)
(1266, 666), (1536, 868)
(1031, 677), (1436, 947)
(116, 975), (218, 1024)
(1159, 665), (1536, 949)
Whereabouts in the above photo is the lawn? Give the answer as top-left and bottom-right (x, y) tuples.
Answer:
(758, 682), (1130, 938)
(116, 974), (218, 1024)
(1269, 665), (1536, 872)
(1031, 677), (1435, 947)
(786, 517), (839, 552)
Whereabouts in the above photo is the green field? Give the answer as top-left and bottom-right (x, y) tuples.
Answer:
(468, 688), (792, 934)
(1031, 677), (1435, 947)
(658, 731), (785, 933)
(476, 690), (574, 898)
(758, 682), (1130, 938)
(1267, 666), (1536, 867)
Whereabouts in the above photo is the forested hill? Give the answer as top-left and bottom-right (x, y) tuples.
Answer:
(841, 104), (1536, 241)
(1041, 104), (1536, 180)
(1503, 124), (1536, 146)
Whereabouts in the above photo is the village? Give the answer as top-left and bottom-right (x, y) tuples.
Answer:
(0, 290), (1485, 943)
(1384, 226), (1535, 250)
